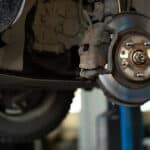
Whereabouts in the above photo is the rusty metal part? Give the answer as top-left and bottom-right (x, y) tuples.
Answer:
(116, 33), (150, 82)
(132, 50), (146, 65)
(79, 0), (120, 79)
(80, 68), (100, 79)
(106, 13), (150, 75)
(79, 23), (110, 78)
(98, 13), (150, 106)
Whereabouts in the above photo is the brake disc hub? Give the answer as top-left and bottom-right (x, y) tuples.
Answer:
(116, 33), (150, 82)
(98, 13), (150, 106)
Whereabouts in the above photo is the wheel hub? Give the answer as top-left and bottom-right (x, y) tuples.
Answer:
(98, 13), (150, 106)
(116, 33), (150, 82)
(133, 50), (146, 65)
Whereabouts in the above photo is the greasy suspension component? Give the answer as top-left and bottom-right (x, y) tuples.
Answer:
(79, 23), (110, 78)
(79, 0), (119, 79)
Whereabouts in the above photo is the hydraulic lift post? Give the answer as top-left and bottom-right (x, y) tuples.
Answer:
(119, 106), (144, 150)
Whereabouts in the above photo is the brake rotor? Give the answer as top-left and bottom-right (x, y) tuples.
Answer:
(0, 0), (25, 33)
(98, 13), (150, 106)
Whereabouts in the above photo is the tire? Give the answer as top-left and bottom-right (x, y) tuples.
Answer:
(0, 89), (74, 143)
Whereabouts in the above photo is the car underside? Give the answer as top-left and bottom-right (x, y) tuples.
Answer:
(0, 0), (149, 142)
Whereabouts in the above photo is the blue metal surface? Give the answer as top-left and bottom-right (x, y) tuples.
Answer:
(120, 106), (134, 150)
(138, 109), (144, 150)
(119, 106), (144, 150)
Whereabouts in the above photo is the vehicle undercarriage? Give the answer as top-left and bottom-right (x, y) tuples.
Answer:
(0, 0), (149, 142)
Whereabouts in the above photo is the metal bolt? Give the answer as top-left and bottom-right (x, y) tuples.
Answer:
(125, 42), (134, 47)
(133, 51), (146, 65)
(121, 60), (128, 68)
(136, 72), (145, 78)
